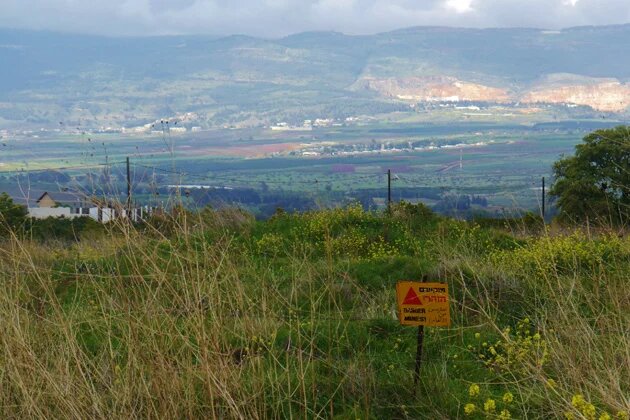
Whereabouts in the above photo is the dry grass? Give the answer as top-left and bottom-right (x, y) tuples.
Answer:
(0, 209), (627, 419)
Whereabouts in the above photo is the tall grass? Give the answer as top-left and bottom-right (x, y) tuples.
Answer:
(0, 206), (627, 419)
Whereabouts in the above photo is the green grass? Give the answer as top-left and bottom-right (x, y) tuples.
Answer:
(0, 204), (628, 418)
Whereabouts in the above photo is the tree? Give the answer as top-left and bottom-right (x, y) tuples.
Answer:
(0, 193), (28, 236)
(550, 126), (630, 224)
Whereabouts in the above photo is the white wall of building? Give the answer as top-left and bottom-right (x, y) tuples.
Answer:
(30, 206), (155, 223)
(28, 207), (81, 219)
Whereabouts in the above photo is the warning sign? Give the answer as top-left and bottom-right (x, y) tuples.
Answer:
(396, 281), (451, 327)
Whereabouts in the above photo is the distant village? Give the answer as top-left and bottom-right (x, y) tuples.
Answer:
(0, 112), (377, 139)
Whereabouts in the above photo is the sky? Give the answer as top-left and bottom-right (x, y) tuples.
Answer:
(1, 0), (629, 37)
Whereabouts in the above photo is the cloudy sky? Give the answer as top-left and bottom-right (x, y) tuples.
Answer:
(1, 0), (629, 37)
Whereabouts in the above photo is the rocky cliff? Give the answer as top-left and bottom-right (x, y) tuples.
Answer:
(357, 75), (630, 112)
(521, 81), (630, 112)
(356, 76), (511, 103)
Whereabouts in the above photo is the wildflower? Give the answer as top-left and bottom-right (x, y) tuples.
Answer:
(600, 413), (611, 420)
(484, 399), (496, 413)
(565, 412), (576, 420)
(464, 403), (476, 415)
(502, 392), (514, 404)
(475, 333), (481, 339)
(469, 384), (480, 397)
(546, 378), (557, 389)
(533, 333), (541, 341)
(616, 411), (629, 420)
(499, 409), (512, 419)
(540, 348), (550, 366)
(482, 342), (488, 347)
(572, 394), (586, 409)
(583, 404), (596, 419)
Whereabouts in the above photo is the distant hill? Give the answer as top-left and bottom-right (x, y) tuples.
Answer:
(1, 24), (630, 128)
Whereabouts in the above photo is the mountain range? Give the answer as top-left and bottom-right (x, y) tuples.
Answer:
(1, 24), (630, 129)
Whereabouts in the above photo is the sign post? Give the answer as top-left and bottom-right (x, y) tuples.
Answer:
(413, 325), (424, 391)
(396, 281), (451, 395)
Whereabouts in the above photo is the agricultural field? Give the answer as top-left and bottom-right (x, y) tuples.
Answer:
(0, 117), (623, 216)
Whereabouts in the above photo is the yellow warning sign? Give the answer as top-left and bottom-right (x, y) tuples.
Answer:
(396, 281), (451, 327)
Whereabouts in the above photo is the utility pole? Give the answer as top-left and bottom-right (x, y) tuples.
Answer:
(542, 176), (546, 219)
(126, 156), (132, 215)
(387, 169), (392, 212)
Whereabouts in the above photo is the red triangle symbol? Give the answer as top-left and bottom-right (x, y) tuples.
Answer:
(403, 287), (422, 305)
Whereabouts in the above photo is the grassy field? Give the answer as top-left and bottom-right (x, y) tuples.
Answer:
(0, 204), (628, 418)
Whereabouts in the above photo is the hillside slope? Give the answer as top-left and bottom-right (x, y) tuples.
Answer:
(1, 25), (630, 127)
(0, 205), (628, 417)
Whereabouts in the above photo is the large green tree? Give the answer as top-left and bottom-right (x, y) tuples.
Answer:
(0, 192), (28, 236)
(550, 126), (630, 224)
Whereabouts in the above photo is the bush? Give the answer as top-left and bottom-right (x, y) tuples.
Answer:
(26, 216), (105, 242)
(0, 192), (27, 237)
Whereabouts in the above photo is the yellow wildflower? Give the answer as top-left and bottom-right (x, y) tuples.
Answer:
(600, 413), (611, 420)
(565, 412), (576, 420)
(583, 403), (596, 419)
(469, 384), (480, 397)
(503, 392), (514, 404)
(464, 403), (476, 416)
(616, 412), (629, 420)
(572, 394), (586, 409)
(499, 409), (512, 419)
(484, 399), (496, 413)
(546, 378), (557, 388)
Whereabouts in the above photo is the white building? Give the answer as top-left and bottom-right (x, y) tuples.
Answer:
(24, 191), (152, 223)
